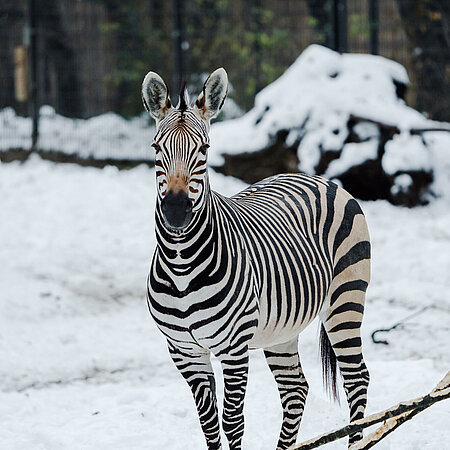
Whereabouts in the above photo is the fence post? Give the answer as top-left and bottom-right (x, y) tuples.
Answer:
(368, 0), (379, 55)
(336, 0), (347, 52)
(28, 0), (39, 150)
(171, 0), (184, 97)
(252, 0), (263, 94)
(329, 0), (347, 52)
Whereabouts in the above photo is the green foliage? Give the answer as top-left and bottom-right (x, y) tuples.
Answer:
(185, 0), (291, 109)
(99, 0), (294, 115)
(348, 13), (370, 39)
(307, 15), (319, 28)
(100, 0), (171, 117)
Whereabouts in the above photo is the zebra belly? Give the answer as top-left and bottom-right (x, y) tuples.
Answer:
(236, 202), (333, 348)
(246, 231), (331, 350)
(249, 286), (327, 349)
(249, 318), (314, 349)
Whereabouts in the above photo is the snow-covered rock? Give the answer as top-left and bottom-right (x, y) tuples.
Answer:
(210, 45), (450, 206)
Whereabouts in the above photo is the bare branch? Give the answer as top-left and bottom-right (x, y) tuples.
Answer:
(410, 127), (450, 135)
(349, 114), (450, 137)
(291, 371), (450, 450)
(350, 408), (417, 450)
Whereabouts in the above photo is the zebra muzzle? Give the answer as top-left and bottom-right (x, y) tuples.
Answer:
(160, 189), (193, 230)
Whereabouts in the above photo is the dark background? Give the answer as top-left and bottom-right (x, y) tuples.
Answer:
(1, 0), (449, 122)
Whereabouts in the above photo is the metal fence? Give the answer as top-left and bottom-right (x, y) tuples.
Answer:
(0, 0), (448, 159)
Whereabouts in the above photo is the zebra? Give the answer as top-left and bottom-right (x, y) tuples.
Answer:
(142, 68), (371, 450)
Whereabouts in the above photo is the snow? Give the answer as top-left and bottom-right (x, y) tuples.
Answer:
(1, 44), (449, 448)
(209, 44), (429, 166)
(2, 44), (450, 202)
(1, 157), (449, 449)
(382, 134), (431, 175)
(325, 140), (378, 179)
(425, 131), (450, 197)
(391, 174), (413, 196)
(0, 106), (156, 161)
(208, 45), (450, 204)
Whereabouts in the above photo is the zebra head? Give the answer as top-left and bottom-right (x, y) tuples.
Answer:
(142, 68), (228, 232)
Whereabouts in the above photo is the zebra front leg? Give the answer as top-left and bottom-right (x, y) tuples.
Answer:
(219, 350), (250, 450)
(168, 342), (222, 450)
(264, 338), (309, 450)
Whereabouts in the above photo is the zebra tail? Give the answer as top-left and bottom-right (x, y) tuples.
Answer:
(320, 323), (340, 403)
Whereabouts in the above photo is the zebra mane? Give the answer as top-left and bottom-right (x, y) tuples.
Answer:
(178, 78), (189, 114)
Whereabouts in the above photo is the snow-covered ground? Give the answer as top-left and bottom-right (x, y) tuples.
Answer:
(1, 157), (448, 449)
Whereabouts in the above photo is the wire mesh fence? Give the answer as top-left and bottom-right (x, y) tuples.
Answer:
(0, 0), (448, 161)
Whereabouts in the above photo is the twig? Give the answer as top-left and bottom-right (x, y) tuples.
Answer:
(410, 127), (450, 135)
(350, 371), (450, 449)
(371, 305), (433, 345)
(291, 371), (450, 449)
(348, 114), (450, 137)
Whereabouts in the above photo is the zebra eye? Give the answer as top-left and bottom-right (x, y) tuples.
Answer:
(199, 144), (210, 154)
(152, 142), (161, 153)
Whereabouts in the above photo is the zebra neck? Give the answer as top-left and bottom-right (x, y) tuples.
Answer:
(155, 192), (219, 262)
(154, 192), (229, 294)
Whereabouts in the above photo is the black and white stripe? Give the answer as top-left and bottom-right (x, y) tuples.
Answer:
(143, 69), (370, 449)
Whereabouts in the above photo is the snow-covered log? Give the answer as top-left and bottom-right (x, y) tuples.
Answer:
(211, 45), (450, 206)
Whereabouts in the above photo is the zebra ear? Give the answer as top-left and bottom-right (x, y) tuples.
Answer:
(195, 68), (228, 121)
(142, 71), (172, 121)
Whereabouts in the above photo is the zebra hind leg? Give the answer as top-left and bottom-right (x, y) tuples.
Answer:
(264, 337), (309, 450)
(320, 287), (370, 447)
(168, 342), (222, 450)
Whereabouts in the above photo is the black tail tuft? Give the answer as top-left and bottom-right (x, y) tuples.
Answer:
(320, 324), (340, 402)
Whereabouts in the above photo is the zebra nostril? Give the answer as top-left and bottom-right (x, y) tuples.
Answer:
(161, 190), (192, 230)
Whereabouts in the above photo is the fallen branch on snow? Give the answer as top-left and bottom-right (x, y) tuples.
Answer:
(371, 305), (450, 345)
(291, 370), (450, 449)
